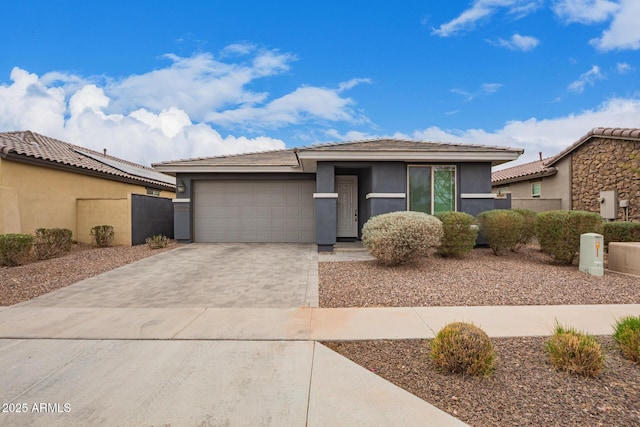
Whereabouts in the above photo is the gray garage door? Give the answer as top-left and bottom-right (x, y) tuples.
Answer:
(194, 180), (316, 242)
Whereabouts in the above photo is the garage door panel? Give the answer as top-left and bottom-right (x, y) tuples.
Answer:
(194, 180), (315, 243)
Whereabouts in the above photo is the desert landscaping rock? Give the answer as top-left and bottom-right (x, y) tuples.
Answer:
(320, 245), (640, 308)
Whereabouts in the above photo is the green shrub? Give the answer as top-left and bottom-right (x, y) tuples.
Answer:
(90, 225), (115, 248)
(33, 228), (73, 260)
(361, 211), (443, 266)
(613, 316), (640, 364)
(512, 209), (537, 249)
(430, 322), (495, 376)
(535, 210), (603, 264)
(146, 234), (169, 249)
(0, 233), (34, 266)
(603, 222), (640, 248)
(435, 211), (478, 258)
(476, 209), (523, 255)
(546, 324), (603, 377)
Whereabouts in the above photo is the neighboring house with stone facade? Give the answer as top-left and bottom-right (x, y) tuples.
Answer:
(492, 127), (640, 221)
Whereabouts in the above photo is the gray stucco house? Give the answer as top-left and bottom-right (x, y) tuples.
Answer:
(153, 139), (522, 251)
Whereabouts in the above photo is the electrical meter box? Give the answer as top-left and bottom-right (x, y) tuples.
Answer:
(579, 233), (604, 277)
(599, 190), (618, 220)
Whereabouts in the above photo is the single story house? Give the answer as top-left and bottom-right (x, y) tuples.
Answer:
(153, 138), (523, 251)
(492, 127), (639, 221)
(491, 155), (569, 212)
(0, 131), (176, 245)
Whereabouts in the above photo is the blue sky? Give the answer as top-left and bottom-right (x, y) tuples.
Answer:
(1, 0), (639, 167)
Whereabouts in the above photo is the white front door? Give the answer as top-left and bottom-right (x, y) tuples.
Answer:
(336, 175), (358, 238)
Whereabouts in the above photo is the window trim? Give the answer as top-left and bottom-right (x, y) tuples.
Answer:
(531, 181), (541, 198)
(406, 164), (457, 214)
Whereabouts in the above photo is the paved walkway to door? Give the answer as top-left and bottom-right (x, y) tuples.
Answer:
(15, 243), (319, 308)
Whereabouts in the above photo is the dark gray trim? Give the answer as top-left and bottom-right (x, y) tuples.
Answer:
(317, 244), (334, 252)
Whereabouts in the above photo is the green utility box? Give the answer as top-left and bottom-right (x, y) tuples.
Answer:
(579, 233), (604, 277)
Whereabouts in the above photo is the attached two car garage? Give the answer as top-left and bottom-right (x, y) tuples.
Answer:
(193, 180), (316, 243)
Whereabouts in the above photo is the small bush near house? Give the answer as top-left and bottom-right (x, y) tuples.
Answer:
(535, 210), (603, 264)
(90, 225), (115, 248)
(613, 316), (640, 364)
(0, 233), (34, 266)
(33, 228), (73, 260)
(512, 209), (537, 249)
(603, 222), (640, 248)
(435, 211), (477, 258)
(476, 209), (523, 255)
(361, 211), (443, 266)
(146, 234), (169, 249)
(546, 324), (603, 377)
(430, 322), (495, 377)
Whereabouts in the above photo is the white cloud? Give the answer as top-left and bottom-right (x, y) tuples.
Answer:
(411, 97), (640, 168)
(552, 0), (619, 24)
(496, 33), (540, 51)
(590, 0), (640, 51)
(432, 0), (543, 37)
(616, 62), (633, 74)
(0, 47), (368, 165)
(451, 83), (503, 100)
(567, 65), (604, 93)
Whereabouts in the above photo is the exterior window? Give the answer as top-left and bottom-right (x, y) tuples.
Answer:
(408, 165), (456, 215)
(146, 188), (160, 196)
(497, 186), (509, 195)
(531, 182), (541, 198)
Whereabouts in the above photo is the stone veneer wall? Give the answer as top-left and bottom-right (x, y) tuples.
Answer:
(571, 137), (640, 221)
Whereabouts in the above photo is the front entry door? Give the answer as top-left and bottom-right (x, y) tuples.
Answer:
(336, 175), (358, 238)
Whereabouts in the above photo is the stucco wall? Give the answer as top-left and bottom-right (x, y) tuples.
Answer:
(571, 137), (640, 221)
(0, 159), (172, 243)
(77, 197), (131, 245)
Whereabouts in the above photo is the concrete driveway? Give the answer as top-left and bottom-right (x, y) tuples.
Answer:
(0, 243), (468, 427)
(16, 243), (319, 308)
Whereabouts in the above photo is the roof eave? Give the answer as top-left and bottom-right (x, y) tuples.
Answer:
(152, 165), (304, 175)
(492, 168), (558, 185)
(5, 152), (175, 191)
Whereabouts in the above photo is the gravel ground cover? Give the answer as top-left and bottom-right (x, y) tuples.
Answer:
(320, 245), (640, 307)
(0, 242), (180, 306)
(321, 245), (640, 426)
(325, 337), (640, 427)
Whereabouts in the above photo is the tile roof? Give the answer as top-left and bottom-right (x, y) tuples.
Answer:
(0, 131), (175, 190)
(154, 138), (523, 168)
(492, 158), (557, 184)
(546, 127), (640, 166)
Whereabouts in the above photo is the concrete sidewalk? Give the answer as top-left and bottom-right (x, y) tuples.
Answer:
(1, 304), (638, 340)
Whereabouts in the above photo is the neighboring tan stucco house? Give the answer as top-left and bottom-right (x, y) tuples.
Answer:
(154, 138), (523, 251)
(492, 127), (640, 220)
(491, 155), (571, 212)
(0, 131), (176, 245)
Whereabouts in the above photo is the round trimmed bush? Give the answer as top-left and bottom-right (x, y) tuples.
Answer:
(430, 322), (495, 376)
(512, 209), (537, 249)
(546, 325), (603, 377)
(0, 233), (34, 266)
(361, 211), (443, 266)
(476, 209), (524, 256)
(535, 210), (603, 264)
(613, 315), (640, 364)
(435, 211), (477, 258)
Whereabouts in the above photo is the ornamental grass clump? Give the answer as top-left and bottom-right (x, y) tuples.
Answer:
(361, 211), (443, 266)
(546, 324), (603, 377)
(613, 316), (640, 364)
(90, 225), (115, 248)
(0, 233), (34, 266)
(435, 211), (477, 258)
(430, 322), (495, 377)
(535, 210), (603, 264)
(33, 228), (73, 260)
(476, 209), (523, 255)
